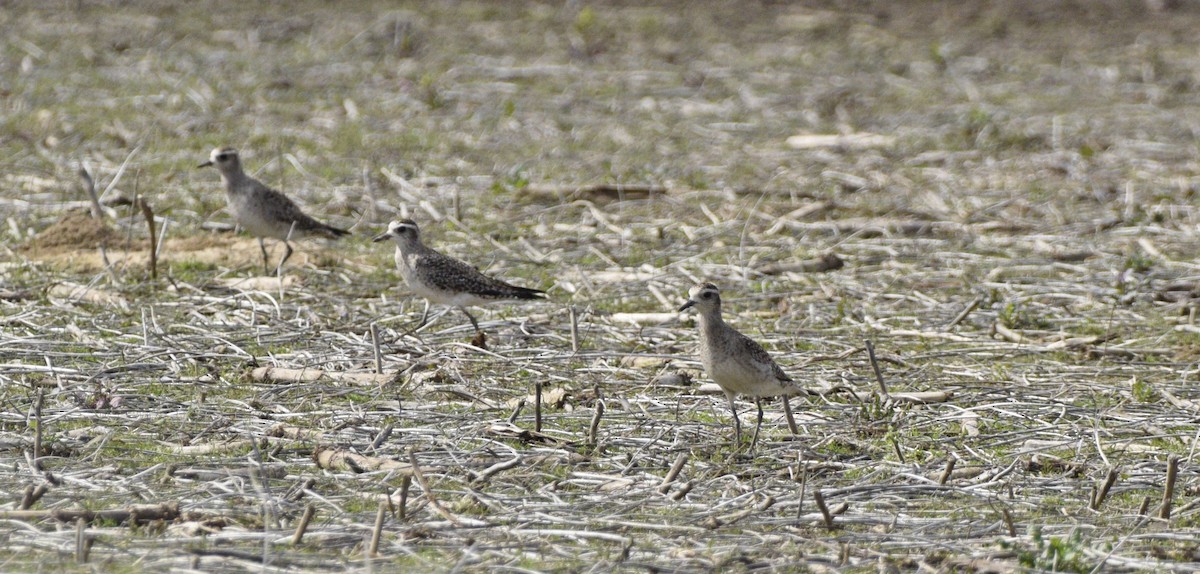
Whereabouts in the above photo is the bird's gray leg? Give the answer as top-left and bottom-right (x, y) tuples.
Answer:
(276, 221), (297, 277)
(783, 396), (799, 435)
(460, 307), (481, 332)
(750, 398), (764, 452)
(726, 392), (741, 445)
(276, 242), (294, 278)
(258, 238), (270, 275)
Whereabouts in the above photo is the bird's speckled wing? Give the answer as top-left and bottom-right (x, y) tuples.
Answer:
(252, 181), (347, 237)
(414, 250), (543, 300)
(735, 331), (795, 384)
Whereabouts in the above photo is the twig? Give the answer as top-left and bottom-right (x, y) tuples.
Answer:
(32, 388), (44, 471)
(369, 423), (393, 452)
(368, 502), (386, 557)
(408, 450), (460, 526)
(535, 382), (543, 433)
(75, 517), (90, 563)
(78, 164), (102, 220)
(137, 196), (157, 280)
(1160, 456), (1178, 520)
(370, 323), (383, 374)
(292, 504), (315, 545)
(398, 476), (411, 520)
(946, 296), (982, 330)
(569, 306), (580, 354)
(1002, 508), (1016, 536)
(813, 489), (835, 529)
(1092, 466), (1119, 510)
(658, 453), (689, 494)
(783, 397), (799, 435)
(588, 396), (604, 447)
(864, 340), (889, 395)
(938, 458), (957, 485)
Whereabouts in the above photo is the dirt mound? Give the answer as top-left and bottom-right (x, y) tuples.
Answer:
(20, 211), (123, 253)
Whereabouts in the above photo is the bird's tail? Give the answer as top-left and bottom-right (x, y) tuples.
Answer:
(316, 223), (351, 239)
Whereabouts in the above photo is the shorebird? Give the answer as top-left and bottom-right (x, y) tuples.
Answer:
(679, 283), (805, 449)
(372, 219), (545, 332)
(199, 147), (349, 275)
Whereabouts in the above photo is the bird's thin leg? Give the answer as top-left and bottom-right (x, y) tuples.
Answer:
(258, 238), (270, 275)
(276, 242), (294, 278)
(783, 396), (799, 435)
(726, 392), (741, 446)
(749, 398), (764, 452)
(460, 307), (481, 332)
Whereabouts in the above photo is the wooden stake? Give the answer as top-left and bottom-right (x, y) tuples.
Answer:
(569, 306), (580, 354)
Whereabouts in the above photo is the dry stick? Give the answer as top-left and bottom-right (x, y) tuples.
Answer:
(534, 382), (543, 433)
(864, 339), (889, 395)
(368, 502), (387, 557)
(75, 517), (88, 563)
(370, 323), (383, 375)
(658, 453), (689, 494)
(20, 484), (47, 510)
(1002, 508), (1016, 536)
(137, 197), (157, 280)
(398, 476), (411, 520)
(369, 423), (393, 452)
(292, 504), (315, 545)
(783, 397), (799, 435)
(796, 462), (808, 519)
(32, 388), (44, 472)
(588, 399), (605, 447)
(946, 296), (982, 330)
(569, 306), (580, 354)
(890, 437), (905, 464)
(938, 458), (957, 485)
(1160, 456), (1179, 520)
(669, 481), (693, 501)
(1092, 466), (1120, 511)
(1138, 496), (1152, 516)
(79, 165), (102, 220)
(507, 399), (525, 423)
(407, 450), (460, 526)
(813, 490), (835, 529)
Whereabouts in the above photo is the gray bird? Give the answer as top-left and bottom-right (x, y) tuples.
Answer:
(372, 219), (545, 331)
(679, 283), (805, 448)
(199, 147), (348, 275)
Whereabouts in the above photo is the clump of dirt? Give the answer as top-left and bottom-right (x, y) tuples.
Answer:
(21, 211), (122, 253)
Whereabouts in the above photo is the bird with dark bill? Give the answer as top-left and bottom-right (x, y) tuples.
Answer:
(372, 219), (545, 332)
(200, 147), (348, 276)
(679, 283), (806, 449)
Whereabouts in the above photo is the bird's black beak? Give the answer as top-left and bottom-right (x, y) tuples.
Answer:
(371, 232), (392, 243)
(198, 160), (213, 168)
(678, 300), (696, 312)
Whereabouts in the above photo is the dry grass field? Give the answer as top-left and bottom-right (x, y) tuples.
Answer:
(6, 0), (1200, 571)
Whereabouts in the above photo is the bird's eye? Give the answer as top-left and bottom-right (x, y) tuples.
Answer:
(217, 154), (230, 161)
(702, 292), (713, 299)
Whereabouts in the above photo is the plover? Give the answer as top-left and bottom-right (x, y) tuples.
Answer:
(679, 283), (806, 448)
(199, 147), (349, 275)
(372, 219), (545, 331)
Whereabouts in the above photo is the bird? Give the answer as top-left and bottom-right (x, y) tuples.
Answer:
(199, 147), (349, 276)
(372, 219), (546, 332)
(678, 282), (806, 449)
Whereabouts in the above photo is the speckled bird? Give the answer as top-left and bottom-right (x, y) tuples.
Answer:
(372, 219), (545, 331)
(679, 283), (806, 448)
(200, 147), (348, 275)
